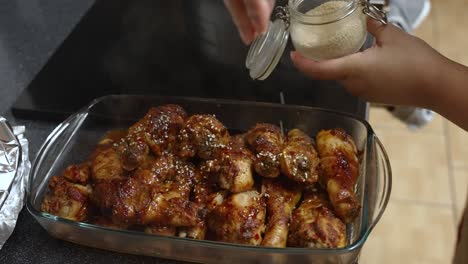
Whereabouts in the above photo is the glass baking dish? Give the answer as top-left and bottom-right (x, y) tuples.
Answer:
(27, 95), (391, 264)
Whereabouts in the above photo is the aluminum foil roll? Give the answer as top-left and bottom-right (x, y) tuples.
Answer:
(0, 117), (30, 250)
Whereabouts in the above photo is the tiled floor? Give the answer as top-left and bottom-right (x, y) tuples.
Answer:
(360, 1), (468, 263)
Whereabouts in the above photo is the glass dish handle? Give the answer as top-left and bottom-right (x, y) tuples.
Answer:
(367, 134), (392, 231)
(28, 111), (88, 195)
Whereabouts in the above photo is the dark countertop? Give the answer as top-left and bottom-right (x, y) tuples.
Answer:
(0, 0), (176, 262)
(0, 1), (367, 263)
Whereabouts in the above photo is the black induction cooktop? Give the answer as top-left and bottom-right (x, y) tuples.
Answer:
(11, 0), (367, 121)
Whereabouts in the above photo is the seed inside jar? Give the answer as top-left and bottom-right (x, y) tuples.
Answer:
(290, 0), (367, 60)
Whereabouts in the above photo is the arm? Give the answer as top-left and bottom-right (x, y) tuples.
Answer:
(290, 19), (468, 131)
(430, 60), (468, 130)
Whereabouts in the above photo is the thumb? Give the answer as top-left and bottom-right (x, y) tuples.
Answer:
(290, 51), (362, 81)
(244, 0), (275, 34)
(367, 19), (402, 44)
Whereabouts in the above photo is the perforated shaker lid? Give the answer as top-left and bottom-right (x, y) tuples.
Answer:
(245, 18), (289, 81)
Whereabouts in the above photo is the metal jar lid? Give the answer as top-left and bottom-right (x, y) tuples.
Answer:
(245, 1), (387, 81)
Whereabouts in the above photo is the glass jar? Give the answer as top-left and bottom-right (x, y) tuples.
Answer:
(245, 0), (386, 80)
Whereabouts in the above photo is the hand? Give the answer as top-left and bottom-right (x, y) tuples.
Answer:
(224, 0), (275, 45)
(290, 19), (452, 109)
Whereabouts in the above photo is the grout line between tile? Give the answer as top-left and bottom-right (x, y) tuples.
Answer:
(390, 197), (453, 208)
(442, 120), (459, 226)
(430, 1), (441, 52)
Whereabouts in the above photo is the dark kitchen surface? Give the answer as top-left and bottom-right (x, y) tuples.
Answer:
(10, 0), (368, 121)
(0, 0), (367, 263)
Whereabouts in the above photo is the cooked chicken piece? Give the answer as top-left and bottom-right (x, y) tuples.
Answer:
(316, 129), (360, 223)
(120, 104), (187, 170)
(261, 178), (301, 248)
(245, 123), (284, 178)
(178, 221), (206, 240)
(97, 127), (147, 173)
(193, 162), (228, 210)
(193, 161), (218, 204)
(113, 155), (202, 227)
(145, 225), (177, 236)
(90, 144), (125, 182)
(207, 190), (266, 245)
(63, 163), (91, 184)
(217, 147), (254, 193)
(112, 177), (151, 224)
(89, 138), (127, 216)
(288, 189), (347, 248)
(112, 177), (202, 226)
(229, 134), (248, 149)
(119, 136), (149, 172)
(88, 141), (127, 216)
(202, 142), (255, 193)
(144, 104), (188, 155)
(172, 159), (197, 198)
(133, 153), (183, 187)
(177, 115), (230, 160)
(90, 180), (124, 215)
(142, 195), (204, 227)
(280, 129), (320, 185)
(149, 157), (194, 193)
(41, 176), (91, 222)
(180, 166), (229, 241)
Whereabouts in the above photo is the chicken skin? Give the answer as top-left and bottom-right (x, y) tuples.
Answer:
(90, 179), (124, 215)
(261, 178), (301, 248)
(316, 129), (361, 223)
(245, 123), (284, 178)
(207, 190), (266, 245)
(90, 143), (125, 182)
(121, 104), (187, 170)
(280, 129), (320, 185)
(288, 188), (347, 248)
(202, 136), (255, 194)
(193, 161), (226, 208)
(41, 176), (91, 222)
(62, 163), (91, 184)
(111, 177), (203, 227)
(113, 155), (203, 227)
(177, 114), (230, 160)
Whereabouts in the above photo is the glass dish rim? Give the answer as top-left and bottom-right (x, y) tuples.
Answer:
(26, 94), (392, 254)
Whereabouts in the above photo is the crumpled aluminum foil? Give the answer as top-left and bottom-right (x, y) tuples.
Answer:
(0, 116), (30, 250)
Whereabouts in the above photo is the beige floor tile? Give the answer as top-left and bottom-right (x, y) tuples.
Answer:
(453, 169), (468, 222)
(359, 200), (456, 264)
(432, 0), (468, 63)
(369, 107), (445, 135)
(372, 126), (451, 204)
(413, 9), (437, 48)
(447, 122), (468, 169)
